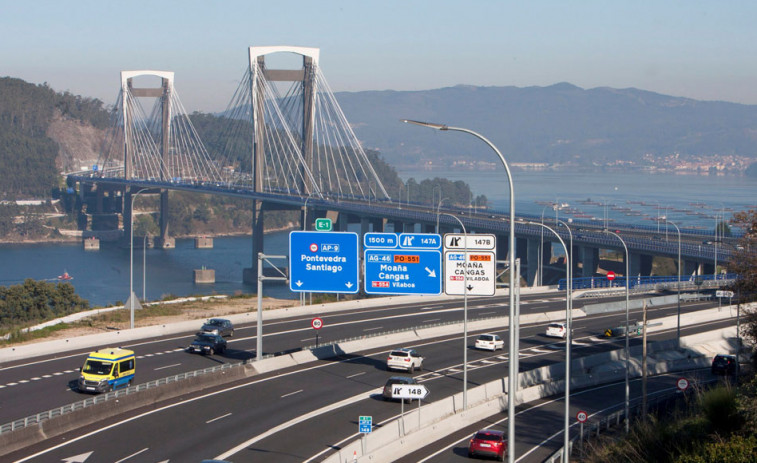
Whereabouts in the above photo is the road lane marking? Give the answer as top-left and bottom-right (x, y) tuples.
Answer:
(206, 412), (232, 424)
(154, 363), (181, 371)
(300, 337), (316, 342)
(363, 326), (383, 331)
(114, 447), (149, 463)
(423, 318), (441, 323)
(346, 372), (366, 379)
(479, 311), (497, 316)
(281, 389), (303, 398)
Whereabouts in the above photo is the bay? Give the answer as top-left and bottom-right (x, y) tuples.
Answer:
(1, 169), (755, 308)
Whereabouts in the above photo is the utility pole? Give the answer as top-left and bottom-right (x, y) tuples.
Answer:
(642, 300), (648, 417)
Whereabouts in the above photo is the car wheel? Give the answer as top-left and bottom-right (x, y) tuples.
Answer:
(419, 362), (423, 371)
(499, 450), (505, 461)
(410, 364), (415, 373)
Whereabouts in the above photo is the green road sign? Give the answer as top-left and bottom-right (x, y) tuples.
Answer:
(315, 218), (332, 231)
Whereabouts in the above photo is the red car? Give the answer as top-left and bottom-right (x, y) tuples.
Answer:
(468, 429), (506, 461)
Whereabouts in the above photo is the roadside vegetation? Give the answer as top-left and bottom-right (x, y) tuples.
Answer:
(581, 209), (757, 462)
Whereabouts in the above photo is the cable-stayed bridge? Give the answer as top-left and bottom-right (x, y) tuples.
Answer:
(67, 46), (734, 286)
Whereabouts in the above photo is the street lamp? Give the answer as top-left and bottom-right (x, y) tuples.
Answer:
(525, 220), (572, 460)
(436, 197), (449, 233)
(403, 119), (517, 463)
(142, 233), (149, 301)
(604, 229), (630, 433)
(440, 212), (469, 408)
(666, 220), (682, 342)
(129, 188), (148, 330)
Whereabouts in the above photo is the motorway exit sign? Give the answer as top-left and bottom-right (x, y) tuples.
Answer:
(363, 233), (442, 295)
(443, 233), (496, 296)
(289, 231), (359, 293)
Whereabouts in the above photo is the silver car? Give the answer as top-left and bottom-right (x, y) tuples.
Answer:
(201, 318), (234, 337)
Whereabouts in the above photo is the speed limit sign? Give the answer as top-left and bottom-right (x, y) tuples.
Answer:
(576, 410), (588, 423)
(311, 317), (323, 330)
(677, 377), (689, 391)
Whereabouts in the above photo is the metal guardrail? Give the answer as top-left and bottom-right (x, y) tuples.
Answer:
(0, 361), (239, 435)
(557, 273), (737, 290)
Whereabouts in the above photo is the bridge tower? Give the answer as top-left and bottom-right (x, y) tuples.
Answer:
(243, 46), (320, 283)
(121, 70), (175, 249)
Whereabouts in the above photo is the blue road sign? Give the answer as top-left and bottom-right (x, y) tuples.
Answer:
(289, 231), (359, 293)
(364, 249), (442, 295)
(399, 233), (442, 249)
(359, 415), (372, 433)
(364, 232), (398, 249)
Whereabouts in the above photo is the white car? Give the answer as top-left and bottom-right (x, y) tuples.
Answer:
(386, 348), (424, 372)
(546, 323), (567, 339)
(474, 334), (504, 351)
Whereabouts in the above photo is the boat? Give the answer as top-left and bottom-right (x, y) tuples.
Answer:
(58, 271), (73, 281)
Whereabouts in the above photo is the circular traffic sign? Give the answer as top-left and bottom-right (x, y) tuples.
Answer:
(677, 377), (689, 391)
(576, 410), (588, 423)
(311, 317), (323, 330)
(607, 271), (616, 281)
(309, 243), (318, 252)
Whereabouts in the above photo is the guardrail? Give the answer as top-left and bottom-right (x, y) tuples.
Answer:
(0, 361), (239, 435)
(558, 273), (738, 290)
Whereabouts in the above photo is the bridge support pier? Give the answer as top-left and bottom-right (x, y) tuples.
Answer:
(243, 200), (265, 285)
(156, 190), (174, 249)
(629, 252), (653, 277)
(683, 259), (701, 277)
(580, 246), (599, 277)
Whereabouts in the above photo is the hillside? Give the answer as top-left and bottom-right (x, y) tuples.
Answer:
(0, 77), (108, 199)
(335, 83), (757, 168)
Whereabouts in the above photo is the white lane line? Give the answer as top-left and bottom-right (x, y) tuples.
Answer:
(114, 447), (149, 463)
(496, 356), (508, 360)
(346, 372), (366, 379)
(7, 382), (18, 386)
(63, 369), (75, 373)
(18, 379), (29, 384)
(53, 372), (63, 376)
(281, 389), (303, 399)
(423, 318), (441, 323)
(479, 311), (497, 316)
(31, 377), (42, 381)
(419, 306), (435, 310)
(206, 412), (232, 424)
(154, 352), (164, 355)
(363, 327), (383, 331)
(479, 359), (496, 364)
(0, 385), (5, 389)
(154, 363), (181, 371)
(172, 348), (185, 352)
(300, 337), (316, 342)
(144, 354), (154, 357)
(42, 374), (52, 378)
(572, 340), (590, 346)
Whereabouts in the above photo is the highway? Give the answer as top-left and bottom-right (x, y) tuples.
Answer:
(2, 290), (733, 462)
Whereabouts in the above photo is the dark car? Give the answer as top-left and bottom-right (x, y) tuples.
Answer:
(201, 318), (234, 337)
(711, 354), (737, 375)
(188, 333), (227, 355)
(468, 429), (507, 461)
(382, 376), (418, 402)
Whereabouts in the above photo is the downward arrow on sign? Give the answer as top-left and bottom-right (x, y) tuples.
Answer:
(295, 280), (303, 287)
(345, 282), (353, 288)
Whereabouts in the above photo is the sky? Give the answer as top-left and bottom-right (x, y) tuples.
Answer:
(3, 1), (757, 113)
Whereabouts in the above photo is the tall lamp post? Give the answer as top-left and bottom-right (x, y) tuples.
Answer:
(129, 188), (148, 330)
(403, 119), (517, 463)
(440, 212), (469, 407)
(526, 220), (572, 460)
(604, 229), (630, 433)
(666, 220), (682, 342)
(436, 197), (449, 233)
(142, 233), (149, 301)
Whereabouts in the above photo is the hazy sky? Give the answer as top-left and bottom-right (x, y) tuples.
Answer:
(3, 1), (757, 112)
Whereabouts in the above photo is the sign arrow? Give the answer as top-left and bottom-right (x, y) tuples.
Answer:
(62, 452), (93, 463)
(345, 282), (353, 289)
(425, 267), (436, 278)
(467, 284), (474, 291)
(295, 280), (303, 287)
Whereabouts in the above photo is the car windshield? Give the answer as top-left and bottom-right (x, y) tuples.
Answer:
(82, 360), (113, 376)
(207, 319), (223, 326)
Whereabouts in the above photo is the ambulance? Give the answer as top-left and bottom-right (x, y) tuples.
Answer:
(77, 347), (136, 393)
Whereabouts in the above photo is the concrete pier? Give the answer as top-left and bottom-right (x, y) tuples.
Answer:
(194, 268), (215, 284)
(195, 236), (213, 249)
(83, 237), (100, 250)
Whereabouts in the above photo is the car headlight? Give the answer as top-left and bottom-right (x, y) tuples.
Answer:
(79, 375), (85, 382)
